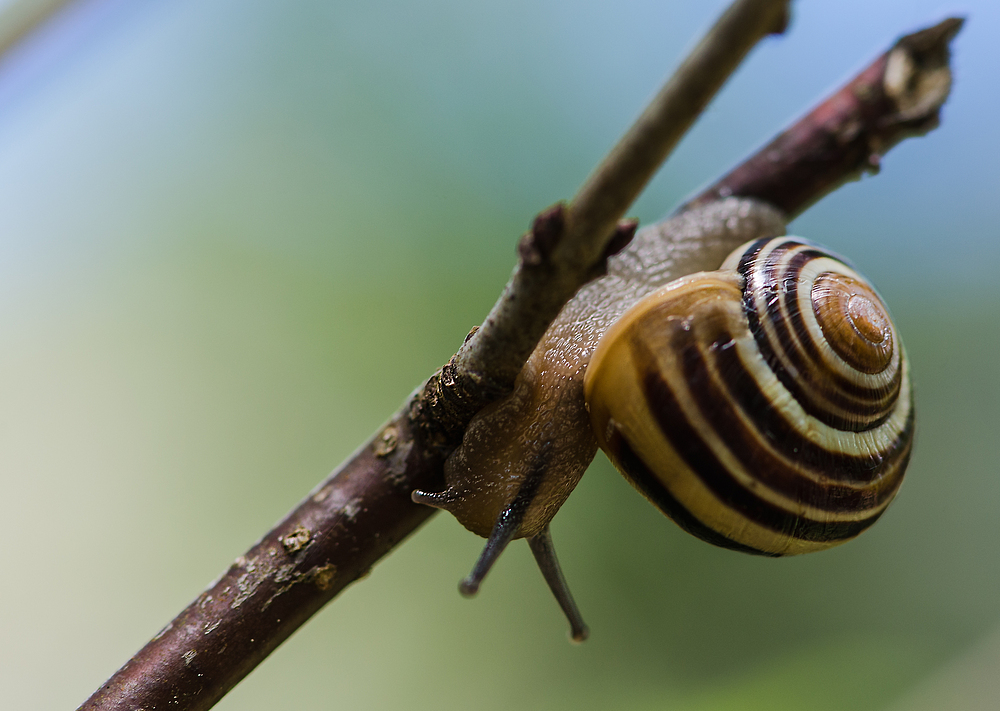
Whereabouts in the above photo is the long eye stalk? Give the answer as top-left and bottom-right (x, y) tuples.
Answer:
(458, 503), (522, 597)
(528, 526), (589, 643)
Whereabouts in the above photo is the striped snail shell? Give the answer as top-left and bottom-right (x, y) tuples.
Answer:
(584, 237), (914, 557)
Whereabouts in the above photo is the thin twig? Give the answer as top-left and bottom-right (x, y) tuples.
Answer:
(77, 11), (962, 711)
(0, 0), (75, 58)
(684, 17), (964, 218)
(418, 0), (791, 450)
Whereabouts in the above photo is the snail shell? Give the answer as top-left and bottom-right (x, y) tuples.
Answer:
(584, 237), (914, 556)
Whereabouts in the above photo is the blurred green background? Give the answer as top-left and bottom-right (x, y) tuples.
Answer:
(0, 0), (998, 708)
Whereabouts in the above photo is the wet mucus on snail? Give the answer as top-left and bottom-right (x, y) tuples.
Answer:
(411, 198), (914, 642)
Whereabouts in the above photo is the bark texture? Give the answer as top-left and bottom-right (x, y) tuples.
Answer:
(685, 17), (963, 216)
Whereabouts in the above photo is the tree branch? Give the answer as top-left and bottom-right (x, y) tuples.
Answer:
(684, 16), (964, 218)
(78, 10), (961, 711)
(414, 0), (790, 449)
(0, 0), (74, 57)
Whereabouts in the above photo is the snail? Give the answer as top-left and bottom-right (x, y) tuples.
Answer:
(412, 198), (914, 642)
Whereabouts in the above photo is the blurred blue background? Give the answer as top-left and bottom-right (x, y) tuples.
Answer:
(0, 0), (998, 709)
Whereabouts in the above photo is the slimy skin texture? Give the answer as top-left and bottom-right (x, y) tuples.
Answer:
(424, 198), (788, 538)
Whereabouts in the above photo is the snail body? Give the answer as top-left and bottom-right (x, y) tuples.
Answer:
(412, 198), (914, 640)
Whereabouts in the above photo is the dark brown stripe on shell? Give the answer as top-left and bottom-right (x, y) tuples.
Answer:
(632, 337), (886, 544)
(734, 237), (770, 277)
(677, 323), (908, 511)
(741, 244), (901, 431)
(605, 427), (777, 557)
(711, 327), (913, 485)
(760, 247), (898, 406)
(778, 251), (902, 410)
(780, 251), (897, 391)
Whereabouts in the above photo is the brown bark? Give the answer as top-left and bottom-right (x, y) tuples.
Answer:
(684, 17), (963, 218)
(83, 410), (439, 710)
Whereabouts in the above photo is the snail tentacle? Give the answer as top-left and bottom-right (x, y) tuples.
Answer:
(527, 526), (589, 643)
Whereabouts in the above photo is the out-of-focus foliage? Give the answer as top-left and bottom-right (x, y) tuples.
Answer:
(0, 1), (998, 709)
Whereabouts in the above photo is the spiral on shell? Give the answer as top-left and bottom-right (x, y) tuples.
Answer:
(585, 238), (914, 556)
